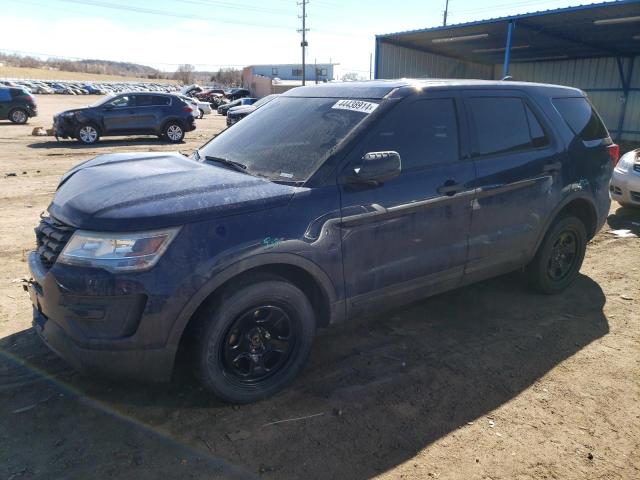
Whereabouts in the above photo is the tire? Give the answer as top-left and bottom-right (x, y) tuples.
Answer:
(9, 108), (28, 124)
(75, 123), (100, 144)
(163, 121), (185, 143)
(194, 277), (316, 404)
(526, 215), (587, 294)
(198, 109), (204, 119)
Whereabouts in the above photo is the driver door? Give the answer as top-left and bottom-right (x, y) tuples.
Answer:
(339, 93), (476, 316)
(101, 94), (134, 134)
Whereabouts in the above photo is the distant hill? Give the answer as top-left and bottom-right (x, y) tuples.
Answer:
(0, 52), (167, 79)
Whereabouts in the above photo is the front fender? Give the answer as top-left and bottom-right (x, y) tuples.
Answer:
(165, 252), (340, 349)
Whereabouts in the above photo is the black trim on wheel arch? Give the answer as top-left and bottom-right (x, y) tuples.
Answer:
(533, 192), (598, 253)
(167, 253), (340, 350)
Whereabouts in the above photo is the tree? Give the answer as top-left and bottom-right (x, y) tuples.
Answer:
(174, 64), (195, 84)
(211, 68), (242, 87)
(341, 72), (364, 82)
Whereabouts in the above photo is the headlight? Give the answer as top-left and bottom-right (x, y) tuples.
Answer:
(59, 227), (180, 272)
(615, 150), (638, 174)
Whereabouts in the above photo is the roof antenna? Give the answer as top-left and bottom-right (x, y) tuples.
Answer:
(501, 75), (513, 81)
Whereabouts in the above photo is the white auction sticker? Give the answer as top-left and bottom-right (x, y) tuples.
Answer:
(332, 99), (379, 114)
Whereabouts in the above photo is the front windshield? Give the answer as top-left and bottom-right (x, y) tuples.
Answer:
(199, 96), (378, 182)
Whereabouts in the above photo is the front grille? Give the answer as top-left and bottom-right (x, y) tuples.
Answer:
(634, 164), (640, 174)
(35, 216), (76, 268)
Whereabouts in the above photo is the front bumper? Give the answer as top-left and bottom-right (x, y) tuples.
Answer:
(610, 167), (640, 206)
(27, 252), (177, 382)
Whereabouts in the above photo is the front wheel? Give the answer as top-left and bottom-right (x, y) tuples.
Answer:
(526, 215), (587, 294)
(163, 121), (185, 143)
(76, 124), (100, 144)
(9, 108), (28, 124)
(194, 277), (316, 404)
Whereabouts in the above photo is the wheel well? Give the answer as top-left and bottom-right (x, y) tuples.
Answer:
(556, 198), (597, 239)
(178, 263), (332, 352)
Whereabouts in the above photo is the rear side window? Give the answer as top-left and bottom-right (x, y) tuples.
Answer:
(135, 95), (154, 107)
(552, 97), (608, 141)
(468, 97), (533, 156)
(10, 88), (27, 97)
(361, 98), (460, 170)
(154, 96), (170, 106)
(525, 104), (549, 148)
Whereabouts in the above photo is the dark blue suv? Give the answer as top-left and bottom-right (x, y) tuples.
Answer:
(28, 80), (616, 403)
(53, 92), (196, 144)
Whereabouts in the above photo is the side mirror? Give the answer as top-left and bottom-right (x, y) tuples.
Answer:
(346, 151), (401, 185)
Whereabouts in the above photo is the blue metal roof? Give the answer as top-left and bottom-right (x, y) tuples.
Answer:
(376, 1), (640, 64)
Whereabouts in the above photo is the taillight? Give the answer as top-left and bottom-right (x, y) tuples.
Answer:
(182, 106), (193, 113)
(608, 143), (620, 166)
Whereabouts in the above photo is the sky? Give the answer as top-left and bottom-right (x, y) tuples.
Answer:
(1, 0), (602, 78)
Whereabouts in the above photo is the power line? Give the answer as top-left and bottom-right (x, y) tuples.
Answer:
(298, 0), (309, 85)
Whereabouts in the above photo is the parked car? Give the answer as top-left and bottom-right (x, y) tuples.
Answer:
(610, 148), (640, 208)
(226, 94), (277, 126)
(176, 94), (212, 119)
(27, 80), (616, 404)
(217, 97), (256, 116)
(225, 88), (250, 101)
(0, 87), (38, 124)
(53, 92), (196, 144)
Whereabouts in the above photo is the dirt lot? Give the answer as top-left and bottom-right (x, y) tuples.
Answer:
(1, 95), (639, 480)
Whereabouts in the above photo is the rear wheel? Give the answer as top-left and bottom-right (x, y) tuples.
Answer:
(163, 121), (184, 143)
(76, 124), (100, 144)
(9, 108), (28, 124)
(194, 277), (316, 404)
(526, 215), (587, 294)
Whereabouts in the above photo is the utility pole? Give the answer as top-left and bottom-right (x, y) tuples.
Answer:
(298, 0), (309, 86)
(369, 52), (373, 80)
(443, 0), (450, 26)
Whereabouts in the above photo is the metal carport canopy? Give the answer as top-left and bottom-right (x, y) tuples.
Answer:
(375, 0), (640, 78)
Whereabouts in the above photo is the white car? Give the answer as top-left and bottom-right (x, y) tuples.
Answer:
(177, 94), (212, 119)
(611, 148), (640, 208)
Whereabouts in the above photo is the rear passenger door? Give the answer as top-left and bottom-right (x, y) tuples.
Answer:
(462, 90), (563, 280)
(339, 92), (476, 315)
(132, 95), (167, 131)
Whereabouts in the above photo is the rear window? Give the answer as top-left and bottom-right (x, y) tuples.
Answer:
(552, 97), (608, 141)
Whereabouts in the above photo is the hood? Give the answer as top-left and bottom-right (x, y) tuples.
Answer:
(228, 105), (256, 116)
(49, 152), (298, 231)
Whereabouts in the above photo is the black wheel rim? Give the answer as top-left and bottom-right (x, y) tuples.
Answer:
(219, 305), (297, 385)
(547, 230), (578, 281)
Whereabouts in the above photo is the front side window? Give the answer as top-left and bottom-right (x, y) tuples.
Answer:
(108, 95), (130, 108)
(552, 97), (608, 141)
(199, 96), (376, 182)
(358, 98), (460, 170)
(468, 97), (532, 156)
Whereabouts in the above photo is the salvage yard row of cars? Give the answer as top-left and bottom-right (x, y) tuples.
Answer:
(0, 79), (273, 145)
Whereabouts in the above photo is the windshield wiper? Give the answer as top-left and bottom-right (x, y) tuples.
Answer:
(204, 155), (249, 174)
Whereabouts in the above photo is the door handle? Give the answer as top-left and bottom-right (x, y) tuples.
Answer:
(543, 162), (562, 174)
(437, 181), (464, 196)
